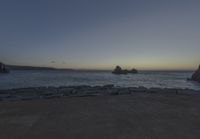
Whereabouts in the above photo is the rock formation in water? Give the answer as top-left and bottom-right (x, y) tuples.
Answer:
(128, 68), (138, 74)
(0, 62), (9, 73)
(112, 66), (138, 74)
(191, 65), (200, 82)
(112, 66), (127, 74)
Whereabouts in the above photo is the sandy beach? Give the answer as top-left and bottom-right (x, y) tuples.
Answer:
(1, 92), (200, 139)
(1, 0), (200, 138)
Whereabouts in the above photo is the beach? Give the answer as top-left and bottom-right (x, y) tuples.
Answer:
(0, 87), (200, 139)
(1, 0), (200, 138)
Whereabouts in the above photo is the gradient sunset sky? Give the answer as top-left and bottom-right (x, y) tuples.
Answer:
(1, 0), (200, 70)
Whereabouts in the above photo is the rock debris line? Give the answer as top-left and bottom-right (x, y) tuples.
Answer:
(0, 85), (199, 102)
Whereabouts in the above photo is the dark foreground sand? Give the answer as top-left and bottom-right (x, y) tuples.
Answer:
(1, 93), (200, 139)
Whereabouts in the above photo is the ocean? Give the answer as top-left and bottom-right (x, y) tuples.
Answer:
(0, 70), (200, 90)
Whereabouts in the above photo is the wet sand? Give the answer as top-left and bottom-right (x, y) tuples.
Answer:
(0, 93), (200, 139)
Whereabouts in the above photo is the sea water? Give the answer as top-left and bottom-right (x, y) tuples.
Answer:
(0, 70), (200, 90)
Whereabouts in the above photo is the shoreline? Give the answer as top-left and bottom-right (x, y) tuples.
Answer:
(0, 85), (199, 102)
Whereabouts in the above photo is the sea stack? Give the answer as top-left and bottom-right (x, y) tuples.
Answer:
(0, 62), (9, 73)
(191, 65), (200, 82)
(112, 66), (138, 75)
(112, 66), (127, 74)
(129, 68), (138, 74)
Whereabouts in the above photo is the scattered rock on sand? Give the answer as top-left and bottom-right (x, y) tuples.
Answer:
(103, 84), (114, 89)
(0, 85), (199, 102)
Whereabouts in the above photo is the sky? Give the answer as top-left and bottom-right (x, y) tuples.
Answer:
(0, 0), (200, 70)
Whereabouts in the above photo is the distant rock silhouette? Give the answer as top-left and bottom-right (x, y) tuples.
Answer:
(112, 66), (127, 74)
(129, 68), (138, 74)
(191, 65), (200, 82)
(112, 66), (138, 74)
(0, 62), (9, 73)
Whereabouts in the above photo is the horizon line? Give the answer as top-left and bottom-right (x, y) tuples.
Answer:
(4, 63), (197, 71)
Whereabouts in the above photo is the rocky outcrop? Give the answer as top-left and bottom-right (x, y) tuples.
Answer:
(112, 66), (127, 74)
(191, 65), (200, 82)
(128, 68), (138, 74)
(112, 66), (138, 74)
(0, 62), (9, 73)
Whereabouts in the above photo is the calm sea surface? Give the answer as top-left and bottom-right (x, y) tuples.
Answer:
(0, 70), (200, 90)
